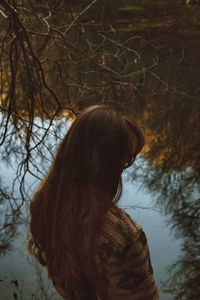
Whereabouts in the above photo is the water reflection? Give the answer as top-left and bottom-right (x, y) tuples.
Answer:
(0, 186), (18, 257)
(129, 163), (200, 298)
(0, 0), (200, 299)
(1, 106), (200, 299)
(0, 117), (69, 256)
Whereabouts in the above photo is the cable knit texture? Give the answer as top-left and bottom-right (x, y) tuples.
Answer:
(53, 203), (160, 299)
(94, 203), (159, 300)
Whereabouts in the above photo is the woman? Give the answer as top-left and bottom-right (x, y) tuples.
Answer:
(28, 105), (159, 299)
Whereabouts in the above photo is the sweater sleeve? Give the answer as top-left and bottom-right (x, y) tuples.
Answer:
(97, 205), (159, 300)
(105, 230), (159, 300)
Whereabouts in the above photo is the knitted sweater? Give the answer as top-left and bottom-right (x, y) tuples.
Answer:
(95, 203), (159, 299)
(53, 203), (159, 300)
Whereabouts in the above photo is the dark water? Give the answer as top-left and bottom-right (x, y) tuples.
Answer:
(0, 1), (200, 299)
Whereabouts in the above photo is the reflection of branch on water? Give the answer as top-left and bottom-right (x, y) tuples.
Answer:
(0, 185), (20, 257)
(120, 205), (160, 213)
(26, 256), (60, 300)
(129, 160), (200, 299)
(0, 270), (60, 300)
(11, 277), (24, 300)
(163, 202), (200, 298)
(147, 69), (200, 100)
(162, 238), (200, 299)
(170, 197), (200, 241)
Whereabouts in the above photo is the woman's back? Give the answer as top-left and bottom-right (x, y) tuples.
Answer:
(53, 203), (159, 299)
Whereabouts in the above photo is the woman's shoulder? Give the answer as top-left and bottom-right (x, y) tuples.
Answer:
(110, 203), (142, 234)
(97, 203), (143, 259)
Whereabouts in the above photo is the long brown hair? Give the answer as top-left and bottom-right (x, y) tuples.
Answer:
(28, 104), (144, 299)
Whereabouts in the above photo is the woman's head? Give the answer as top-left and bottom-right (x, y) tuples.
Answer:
(28, 104), (144, 298)
(54, 104), (144, 200)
